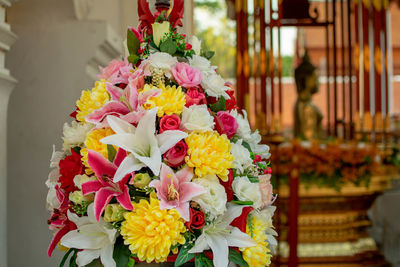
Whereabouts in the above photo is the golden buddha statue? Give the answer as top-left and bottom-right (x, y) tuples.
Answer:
(294, 52), (323, 140)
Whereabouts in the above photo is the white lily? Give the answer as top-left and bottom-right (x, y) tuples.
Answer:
(60, 204), (118, 267)
(101, 108), (187, 181)
(188, 204), (257, 267)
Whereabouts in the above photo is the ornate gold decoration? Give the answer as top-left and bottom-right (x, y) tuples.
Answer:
(354, 45), (360, 71)
(260, 49), (267, 76)
(364, 44), (370, 72)
(375, 112), (384, 131)
(363, 111), (373, 131)
(374, 46), (382, 74)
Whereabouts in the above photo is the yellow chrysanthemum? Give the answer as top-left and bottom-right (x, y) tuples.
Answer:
(76, 79), (110, 122)
(81, 128), (115, 174)
(241, 214), (272, 267)
(141, 83), (186, 117)
(185, 131), (234, 181)
(121, 194), (186, 263)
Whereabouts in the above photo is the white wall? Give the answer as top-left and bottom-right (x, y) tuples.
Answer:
(6, 0), (193, 266)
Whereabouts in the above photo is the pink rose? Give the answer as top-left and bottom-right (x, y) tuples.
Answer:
(163, 140), (188, 168)
(214, 111), (238, 139)
(171, 62), (203, 88)
(185, 88), (206, 107)
(259, 174), (273, 208)
(159, 114), (181, 133)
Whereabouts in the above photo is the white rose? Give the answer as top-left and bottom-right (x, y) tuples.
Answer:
(189, 55), (216, 74)
(192, 174), (227, 218)
(231, 140), (253, 173)
(232, 176), (262, 209)
(62, 121), (94, 151)
(201, 73), (230, 99)
(181, 105), (215, 132)
(230, 109), (252, 141)
(190, 36), (202, 55)
(152, 21), (170, 47)
(148, 52), (178, 74)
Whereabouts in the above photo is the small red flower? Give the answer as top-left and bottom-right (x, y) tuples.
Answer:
(185, 208), (206, 231)
(253, 155), (262, 163)
(185, 43), (192, 50)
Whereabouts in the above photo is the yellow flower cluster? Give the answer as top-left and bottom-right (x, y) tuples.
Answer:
(241, 214), (272, 267)
(81, 128), (115, 174)
(141, 83), (186, 117)
(76, 79), (110, 122)
(121, 195), (186, 263)
(185, 131), (234, 182)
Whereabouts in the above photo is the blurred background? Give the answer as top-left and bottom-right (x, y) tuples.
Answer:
(1, 0), (399, 266)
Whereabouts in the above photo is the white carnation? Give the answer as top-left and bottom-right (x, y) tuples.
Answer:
(192, 174), (227, 218)
(62, 121), (93, 151)
(148, 52), (178, 77)
(231, 140), (253, 173)
(201, 72), (230, 99)
(232, 176), (262, 209)
(230, 110), (271, 159)
(181, 105), (215, 132)
(188, 55), (216, 74)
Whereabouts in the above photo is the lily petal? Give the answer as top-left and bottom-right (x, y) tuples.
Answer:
(131, 145), (162, 176)
(93, 188), (119, 221)
(87, 149), (117, 179)
(115, 186), (133, 211)
(176, 165), (194, 183)
(106, 83), (124, 101)
(82, 180), (103, 195)
(157, 130), (188, 154)
(225, 227), (257, 248)
(76, 250), (101, 267)
(188, 233), (209, 253)
(221, 204), (247, 226)
(85, 101), (130, 124)
(207, 233), (229, 267)
(114, 154), (145, 183)
(100, 244), (117, 267)
(106, 115), (136, 135)
(179, 182), (206, 203)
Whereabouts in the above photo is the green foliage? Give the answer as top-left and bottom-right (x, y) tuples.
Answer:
(228, 249), (249, 267)
(160, 38), (177, 55)
(113, 238), (134, 267)
(60, 249), (76, 267)
(231, 200), (254, 205)
(195, 0), (222, 13)
(107, 144), (117, 162)
(174, 244), (195, 267)
(70, 201), (91, 216)
(209, 96), (226, 113)
(127, 29), (140, 64)
(195, 253), (213, 267)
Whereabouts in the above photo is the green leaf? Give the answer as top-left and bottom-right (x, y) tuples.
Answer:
(229, 249), (249, 267)
(107, 144), (117, 162)
(241, 141), (252, 153)
(160, 38), (177, 55)
(113, 239), (132, 267)
(202, 50), (215, 60)
(127, 29), (140, 55)
(231, 200), (254, 205)
(128, 54), (140, 65)
(247, 176), (259, 183)
(195, 253), (213, 267)
(59, 249), (75, 267)
(174, 244), (195, 267)
(127, 257), (136, 267)
(209, 96), (226, 113)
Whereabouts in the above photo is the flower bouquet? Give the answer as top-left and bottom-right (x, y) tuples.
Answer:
(46, 1), (276, 266)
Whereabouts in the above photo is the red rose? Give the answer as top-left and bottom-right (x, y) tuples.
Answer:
(185, 88), (206, 107)
(219, 170), (234, 201)
(230, 206), (254, 233)
(163, 140), (188, 168)
(185, 208), (206, 231)
(214, 111), (238, 139)
(58, 149), (84, 193)
(159, 114), (181, 133)
(185, 43), (193, 50)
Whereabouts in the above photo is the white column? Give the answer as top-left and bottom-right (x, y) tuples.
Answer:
(0, 0), (17, 266)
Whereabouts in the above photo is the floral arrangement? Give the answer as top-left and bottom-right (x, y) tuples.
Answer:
(45, 1), (276, 267)
(270, 140), (378, 190)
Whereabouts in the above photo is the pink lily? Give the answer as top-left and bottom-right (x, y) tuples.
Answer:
(47, 185), (76, 257)
(149, 164), (206, 221)
(98, 58), (134, 85)
(82, 149), (134, 221)
(86, 73), (160, 127)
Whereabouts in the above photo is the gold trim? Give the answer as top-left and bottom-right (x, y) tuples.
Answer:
(260, 49), (267, 75)
(374, 46), (382, 74)
(363, 111), (373, 131)
(375, 112), (384, 131)
(354, 45), (360, 71)
(364, 44), (370, 72)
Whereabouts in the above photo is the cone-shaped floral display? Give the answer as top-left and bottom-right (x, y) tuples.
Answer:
(45, 1), (276, 266)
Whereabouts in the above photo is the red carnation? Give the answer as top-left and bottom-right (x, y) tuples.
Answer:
(219, 170), (234, 202)
(58, 148), (84, 193)
(185, 208), (206, 231)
